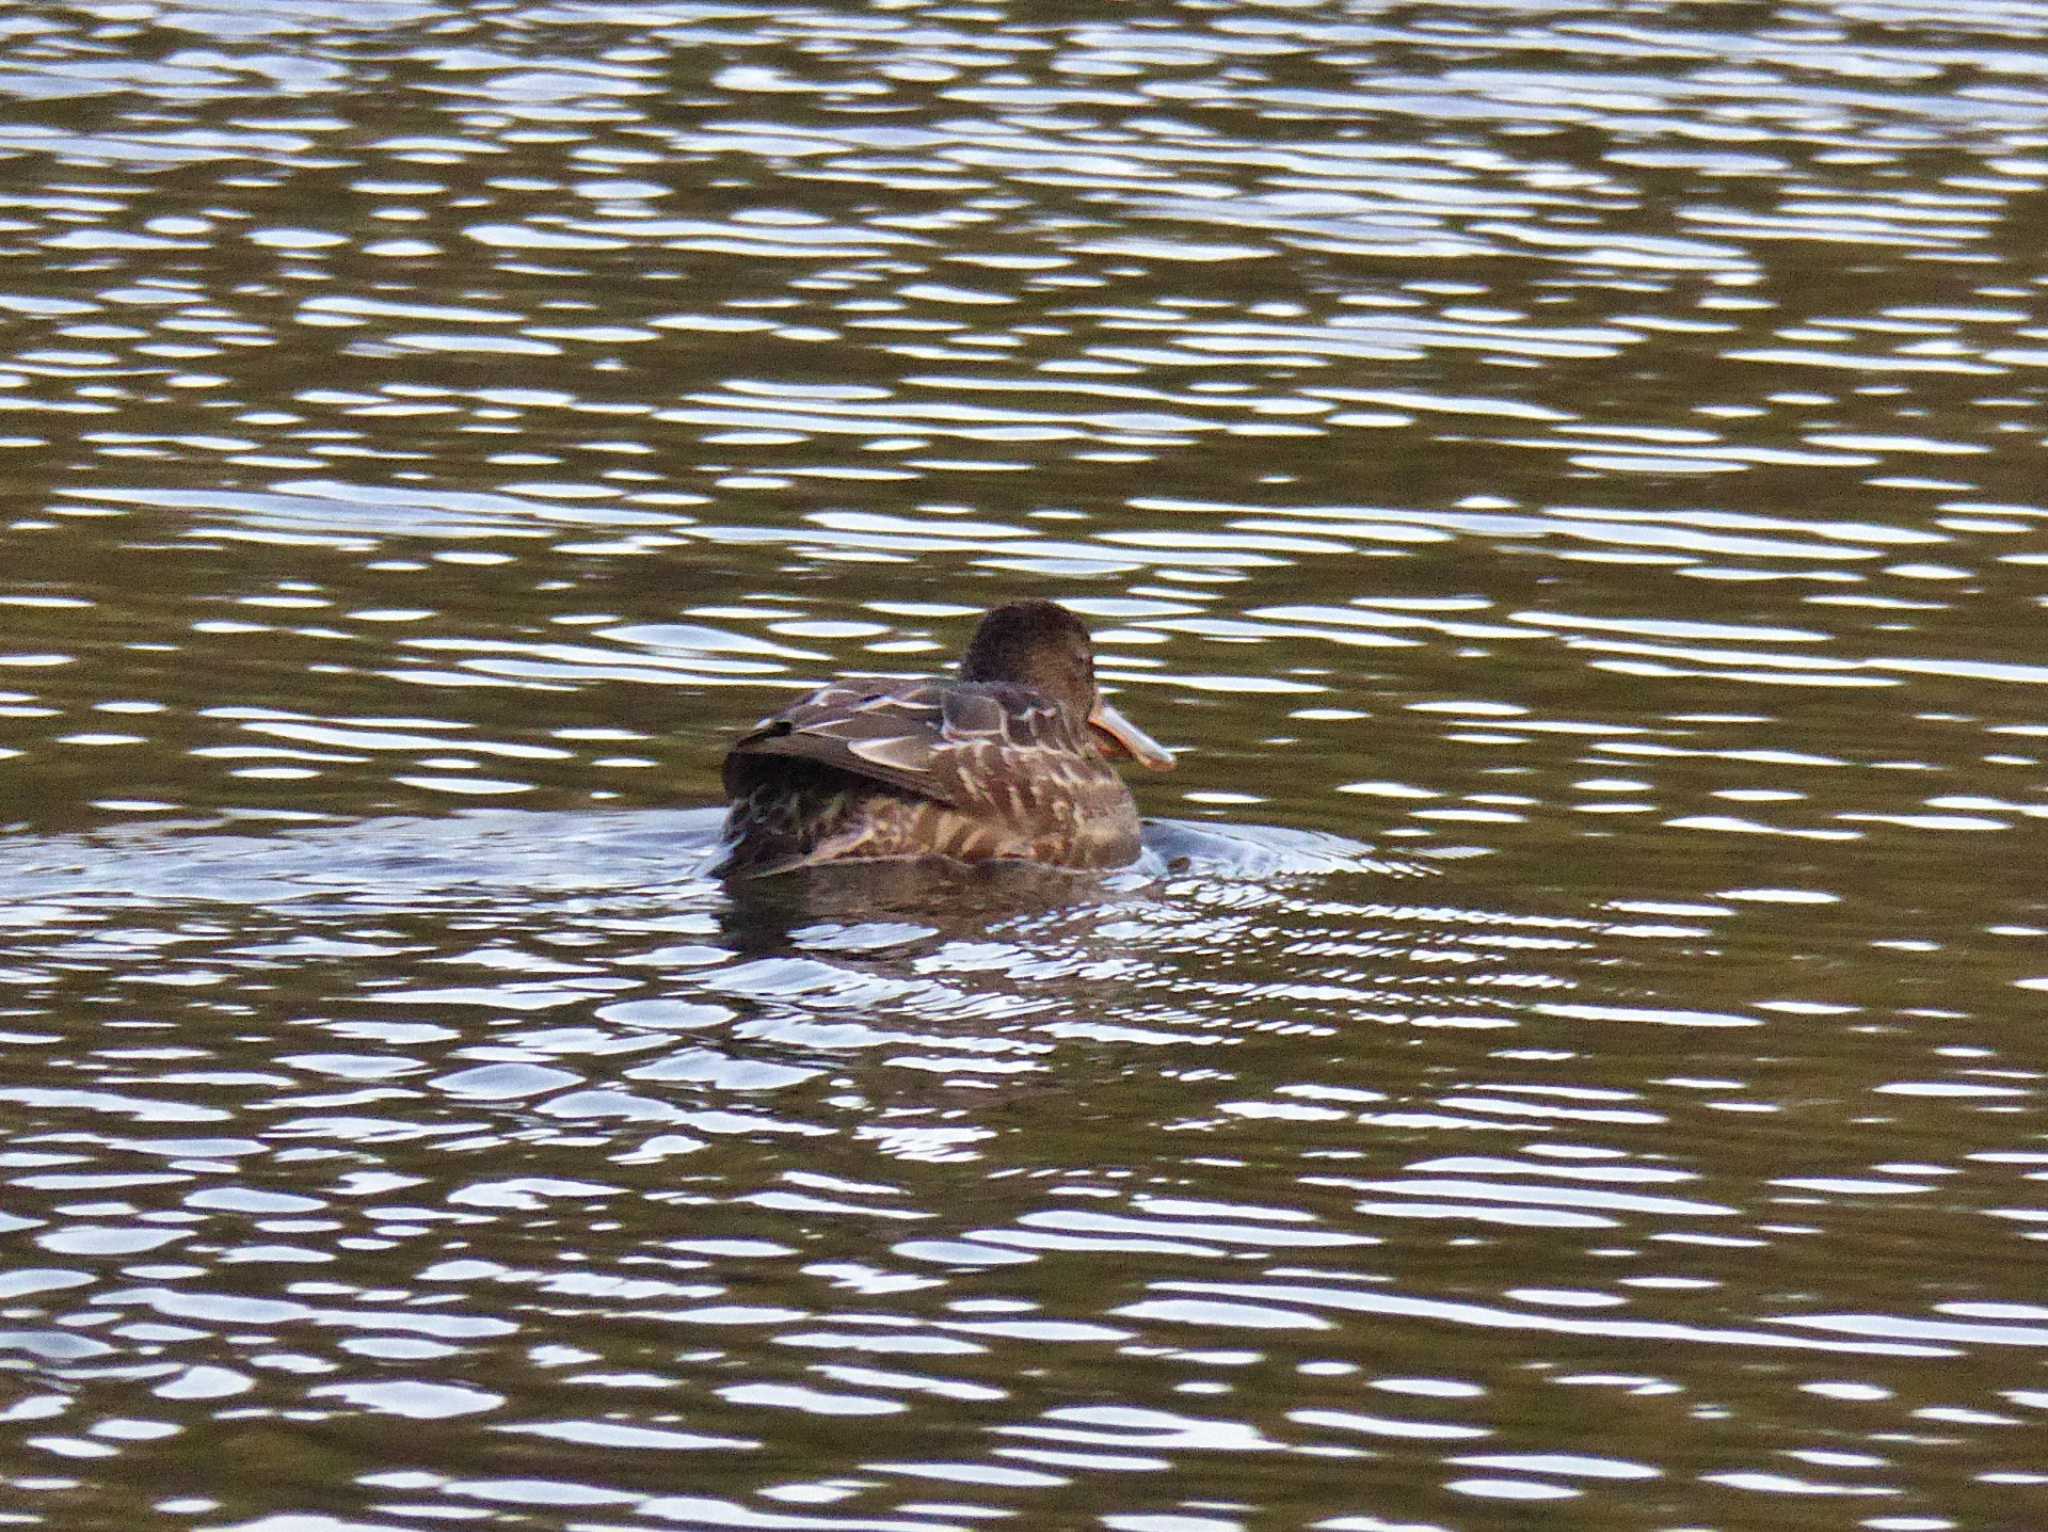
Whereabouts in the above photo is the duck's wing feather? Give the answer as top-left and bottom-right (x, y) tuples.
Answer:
(725, 680), (1078, 806)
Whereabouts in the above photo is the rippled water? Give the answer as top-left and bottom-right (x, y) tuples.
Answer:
(6, 2), (2048, 1528)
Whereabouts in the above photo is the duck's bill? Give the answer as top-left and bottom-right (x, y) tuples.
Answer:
(1089, 698), (1175, 770)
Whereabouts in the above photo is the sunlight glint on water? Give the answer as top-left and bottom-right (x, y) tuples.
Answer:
(2, 3), (2048, 1529)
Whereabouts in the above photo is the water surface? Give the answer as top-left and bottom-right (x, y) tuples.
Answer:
(4, 2), (2048, 1529)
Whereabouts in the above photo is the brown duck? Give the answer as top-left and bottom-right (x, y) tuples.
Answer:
(716, 600), (1173, 877)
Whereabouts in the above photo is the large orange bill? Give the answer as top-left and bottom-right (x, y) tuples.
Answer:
(1089, 697), (1174, 770)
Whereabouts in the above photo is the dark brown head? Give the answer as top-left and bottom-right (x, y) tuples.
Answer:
(960, 600), (1173, 770)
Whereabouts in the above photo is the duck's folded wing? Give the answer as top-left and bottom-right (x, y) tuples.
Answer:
(725, 680), (964, 804)
(937, 683), (1069, 754)
(725, 680), (1077, 807)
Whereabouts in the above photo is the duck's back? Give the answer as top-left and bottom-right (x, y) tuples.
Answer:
(717, 679), (1140, 877)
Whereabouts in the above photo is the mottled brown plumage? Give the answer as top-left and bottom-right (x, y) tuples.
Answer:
(716, 601), (1173, 878)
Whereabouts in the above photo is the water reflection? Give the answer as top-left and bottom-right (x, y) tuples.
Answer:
(7, 0), (2048, 1528)
(4, 801), (2044, 1525)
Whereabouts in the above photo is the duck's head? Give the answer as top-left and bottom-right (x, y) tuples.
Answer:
(960, 600), (1174, 770)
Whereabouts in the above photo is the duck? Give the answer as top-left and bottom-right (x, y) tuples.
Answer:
(716, 600), (1174, 878)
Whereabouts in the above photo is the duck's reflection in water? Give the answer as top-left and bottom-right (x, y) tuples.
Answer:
(712, 854), (1140, 956)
